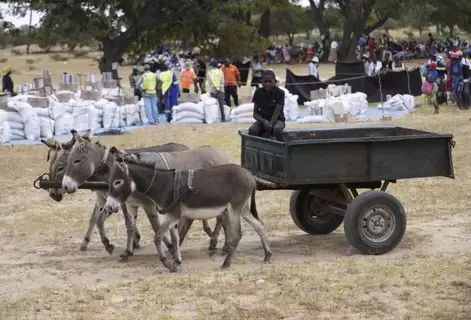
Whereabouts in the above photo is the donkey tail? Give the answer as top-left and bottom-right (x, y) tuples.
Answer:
(254, 176), (277, 190)
(250, 188), (260, 221)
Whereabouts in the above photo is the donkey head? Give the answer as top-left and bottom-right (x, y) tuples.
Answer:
(104, 147), (136, 214)
(41, 130), (91, 201)
(62, 130), (104, 194)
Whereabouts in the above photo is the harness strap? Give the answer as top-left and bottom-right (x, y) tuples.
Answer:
(158, 152), (170, 170)
(156, 169), (196, 215)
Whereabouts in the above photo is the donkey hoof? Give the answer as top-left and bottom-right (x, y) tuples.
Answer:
(222, 244), (230, 254)
(106, 244), (115, 255)
(208, 249), (217, 257)
(79, 245), (88, 252)
(208, 239), (218, 251)
(174, 259), (182, 266)
(220, 263), (231, 269)
(118, 252), (131, 262)
(133, 242), (141, 250)
(263, 253), (272, 263)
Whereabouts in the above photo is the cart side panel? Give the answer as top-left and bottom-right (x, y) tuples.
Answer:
(241, 135), (287, 183)
(287, 143), (369, 184)
(370, 138), (454, 180)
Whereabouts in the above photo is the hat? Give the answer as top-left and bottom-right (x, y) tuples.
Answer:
(184, 61), (192, 69)
(143, 64), (150, 71)
(312, 56), (319, 63)
(3, 66), (12, 75)
(132, 66), (138, 70)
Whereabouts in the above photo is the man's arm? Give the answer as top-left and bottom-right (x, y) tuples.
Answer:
(136, 75), (143, 88)
(271, 90), (285, 125)
(235, 67), (241, 85)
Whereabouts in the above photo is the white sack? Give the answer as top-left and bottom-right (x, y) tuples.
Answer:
(8, 121), (24, 130)
(172, 118), (204, 124)
(11, 128), (25, 137)
(34, 107), (50, 118)
(0, 121), (11, 143)
(102, 102), (120, 129)
(14, 107), (40, 141)
(297, 115), (332, 123)
(139, 104), (149, 124)
(0, 110), (7, 123)
(203, 104), (220, 124)
(73, 107), (90, 132)
(231, 103), (254, 116)
(88, 106), (103, 131)
(39, 117), (54, 139)
(6, 111), (22, 123)
(94, 99), (111, 109)
(231, 111), (254, 120)
(173, 111), (205, 122)
(174, 102), (204, 115)
(202, 97), (218, 107)
(54, 113), (75, 136)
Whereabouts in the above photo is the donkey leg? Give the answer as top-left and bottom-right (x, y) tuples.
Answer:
(221, 205), (243, 269)
(241, 203), (272, 263)
(142, 204), (175, 256)
(97, 209), (115, 255)
(118, 204), (136, 262)
(178, 217), (194, 246)
(133, 211), (141, 249)
(169, 224), (182, 266)
(209, 214), (225, 252)
(202, 219), (213, 238)
(154, 214), (180, 273)
(80, 203), (100, 252)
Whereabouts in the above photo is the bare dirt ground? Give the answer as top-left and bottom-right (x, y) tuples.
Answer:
(1, 50), (471, 319)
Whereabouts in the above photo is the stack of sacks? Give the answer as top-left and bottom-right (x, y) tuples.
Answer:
(171, 102), (205, 124)
(377, 94), (416, 111)
(279, 87), (300, 121)
(230, 103), (255, 124)
(49, 101), (74, 135)
(138, 99), (149, 125)
(0, 110), (11, 143)
(7, 100), (40, 140)
(200, 94), (230, 124)
(102, 101), (121, 129)
(101, 88), (124, 100)
(328, 92), (368, 116)
(34, 107), (55, 139)
(6, 110), (26, 140)
(300, 99), (334, 123)
(123, 104), (141, 126)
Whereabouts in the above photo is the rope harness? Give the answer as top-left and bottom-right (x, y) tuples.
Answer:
(145, 152), (196, 215)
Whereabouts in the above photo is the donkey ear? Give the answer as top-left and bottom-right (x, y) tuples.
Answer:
(71, 130), (84, 143)
(41, 138), (57, 150)
(82, 130), (92, 142)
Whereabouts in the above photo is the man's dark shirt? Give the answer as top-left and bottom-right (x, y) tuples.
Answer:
(252, 87), (285, 122)
(197, 61), (207, 79)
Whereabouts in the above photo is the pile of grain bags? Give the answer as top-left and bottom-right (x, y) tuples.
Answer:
(230, 103), (255, 124)
(102, 101), (121, 129)
(49, 100), (75, 136)
(6, 110), (26, 140)
(200, 94), (230, 123)
(171, 102), (205, 124)
(123, 104), (141, 126)
(0, 110), (11, 143)
(279, 87), (300, 121)
(377, 94), (416, 111)
(34, 107), (54, 139)
(7, 100), (40, 140)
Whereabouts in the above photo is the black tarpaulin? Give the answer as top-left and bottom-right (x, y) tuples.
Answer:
(284, 62), (423, 104)
(285, 69), (327, 104)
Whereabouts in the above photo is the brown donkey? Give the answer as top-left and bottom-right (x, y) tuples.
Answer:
(104, 147), (272, 272)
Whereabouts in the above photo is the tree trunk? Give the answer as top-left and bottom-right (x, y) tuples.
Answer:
(436, 23), (440, 35)
(309, 0), (330, 61)
(288, 33), (294, 46)
(448, 24), (455, 37)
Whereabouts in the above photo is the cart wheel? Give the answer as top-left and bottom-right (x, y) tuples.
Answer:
(289, 188), (345, 235)
(343, 190), (406, 255)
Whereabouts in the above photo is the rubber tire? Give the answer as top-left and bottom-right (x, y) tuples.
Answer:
(289, 189), (345, 235)
(343, 190), (406, 255)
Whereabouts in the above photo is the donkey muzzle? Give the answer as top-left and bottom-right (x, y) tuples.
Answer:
(62, 175), (78, 194)
(104, 196), (121, 214)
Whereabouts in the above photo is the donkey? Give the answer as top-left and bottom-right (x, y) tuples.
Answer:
(104, 147), (272, 272)
(41, 131), (192, 254)
(61, 130), (237, 260)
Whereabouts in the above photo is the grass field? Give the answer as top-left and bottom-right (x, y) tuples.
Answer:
(1, 48), (471, 320)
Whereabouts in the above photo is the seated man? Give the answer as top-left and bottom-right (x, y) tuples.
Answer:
(248, 70), (285, 142)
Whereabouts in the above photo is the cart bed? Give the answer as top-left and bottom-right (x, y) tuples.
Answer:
(239, 125), (454, 187)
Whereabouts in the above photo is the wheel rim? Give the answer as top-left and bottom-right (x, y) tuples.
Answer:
(303, 191), (338, 225)
(360, 205), (396, 243)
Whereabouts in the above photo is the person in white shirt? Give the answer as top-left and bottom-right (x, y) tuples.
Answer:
(328, 40), (338, 62)
(368, 57), (383, 76)
(308, 56), (319, 78)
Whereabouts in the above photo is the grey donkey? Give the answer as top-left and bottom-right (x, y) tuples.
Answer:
(61, 130), (236, 260)
(104, 147), (272, 272)
(41, 131), (195, 255)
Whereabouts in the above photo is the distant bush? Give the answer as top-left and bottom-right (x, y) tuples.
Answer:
(25, 58), (36, 65)
(10, 49), (22, 56)
(0, 58), (8, 63)
(50, 53), (69, 62)
(72, 49), (89, 58)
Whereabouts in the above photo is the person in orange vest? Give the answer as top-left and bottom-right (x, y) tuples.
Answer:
(221, 58), (241, 107)
(180, 61), (198, 94)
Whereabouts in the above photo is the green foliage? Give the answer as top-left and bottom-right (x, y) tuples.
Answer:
(270, 4), (313, 44)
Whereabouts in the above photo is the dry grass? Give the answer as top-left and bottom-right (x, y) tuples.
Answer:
(1, 49), (471, 319)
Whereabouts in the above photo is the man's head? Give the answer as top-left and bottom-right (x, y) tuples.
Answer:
(3, 66), (12, 76)
(253, 55), (259, 62)
(262, 70), (276, 92)
(224, 59), (230, 67)
(312, 56), (319, 64)
(384, 53), (390, 61)
(184, 61), (192, 70)
(143, 64), (150, 72)
(362, 54), (369, 63)
(132, 66), (138, 74)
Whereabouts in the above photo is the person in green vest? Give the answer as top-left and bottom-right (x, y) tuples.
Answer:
(160, 63), (180, 123)
(136, 64), (159, 124)
(206, 60), (226, 122)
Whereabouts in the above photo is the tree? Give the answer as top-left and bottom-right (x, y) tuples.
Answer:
(270, 4), (313, 45)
